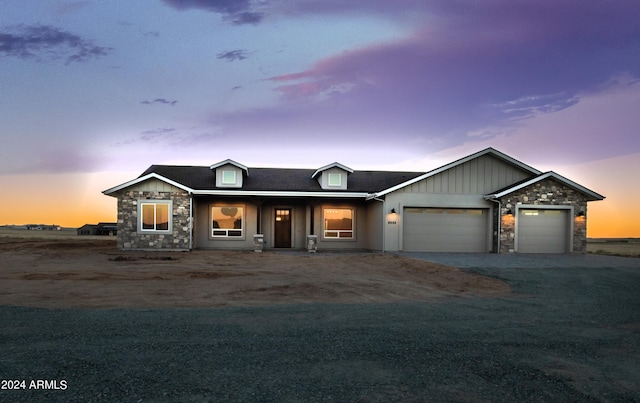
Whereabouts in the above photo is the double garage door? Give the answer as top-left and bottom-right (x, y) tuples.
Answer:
(403, 208), (489, 252)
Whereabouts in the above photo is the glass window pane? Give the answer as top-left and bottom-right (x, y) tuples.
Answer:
(212, 207), (243, 229)
(222, 170), (236, 184)
(325, 209), (352, 230)
(211, 206), (243, 237)
(156, 204), (169, 230)
(328, 173), (341, 186)
(142, 204), (155, 230)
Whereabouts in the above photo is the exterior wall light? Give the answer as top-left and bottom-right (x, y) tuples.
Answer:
(390, 208), (397, 214)
(576, 210), (585, 217)
(505, 208), (514, 215)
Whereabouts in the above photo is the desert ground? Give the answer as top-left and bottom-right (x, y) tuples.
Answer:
(0, 230), (510, 309)
(2, 229), (639, 401)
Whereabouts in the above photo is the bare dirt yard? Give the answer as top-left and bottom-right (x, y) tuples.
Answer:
(0, 233), (510, 309)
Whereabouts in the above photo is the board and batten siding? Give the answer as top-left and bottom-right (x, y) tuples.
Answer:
(400, 155), (531, 194)
(125, 179), (185, 193)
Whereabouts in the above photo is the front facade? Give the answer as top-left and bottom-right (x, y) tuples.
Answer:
(103, 148), (604, 253)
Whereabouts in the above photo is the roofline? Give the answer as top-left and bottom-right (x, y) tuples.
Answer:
(191, 190), (370, 198)
(484, 171), (605, 201)
(373, 147), (543, 197)
(209, 159), (249, 176)
(103, 173), (370, 198)
(102, 173), (193, 196)
(311, 162), (354, 179)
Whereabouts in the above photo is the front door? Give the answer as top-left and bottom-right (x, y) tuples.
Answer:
(274, 209), (292, 248)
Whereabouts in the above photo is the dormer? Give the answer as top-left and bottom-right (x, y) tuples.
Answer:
(209, 159), (249, 188)
(311, 162), (353, 190)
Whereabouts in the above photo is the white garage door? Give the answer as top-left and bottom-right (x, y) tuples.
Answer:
(517, 209), (569, 253)
(403, 208), (489, 252)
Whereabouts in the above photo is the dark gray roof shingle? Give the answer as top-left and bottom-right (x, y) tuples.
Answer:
(139, 165), (424, 193)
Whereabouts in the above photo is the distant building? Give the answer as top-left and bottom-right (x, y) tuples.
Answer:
(77, 222), (117, 236)
(26, 224), (61, 231)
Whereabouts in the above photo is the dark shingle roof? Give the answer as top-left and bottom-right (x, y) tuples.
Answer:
(139, 165), (424, 193)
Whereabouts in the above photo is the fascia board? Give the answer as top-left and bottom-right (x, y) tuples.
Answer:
(486, 172), (605, 200)
(311, 162), (354, 178)
(374, 148), (542, 198)
(191, 190), (370, 198)
(102, 173), (193, 195)
(209, 159), (249, 176)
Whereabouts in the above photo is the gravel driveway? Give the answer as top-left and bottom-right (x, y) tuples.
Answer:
(1, 254), (639, 402)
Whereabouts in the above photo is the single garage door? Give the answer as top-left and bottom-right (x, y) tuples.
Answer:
(403, 208), (489, 252)
(517, 209), (569, 253)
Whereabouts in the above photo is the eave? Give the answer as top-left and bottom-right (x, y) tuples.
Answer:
(102, 173), (370, 198)
(102, 173), (193, 196)
(372, 147), (542, 198)
(484, 171), (605, 201)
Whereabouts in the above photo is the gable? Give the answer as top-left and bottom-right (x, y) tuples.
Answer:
(117, 178), (185, 193)
(399, 154), (533, 195)
(214, 163), (244, 188)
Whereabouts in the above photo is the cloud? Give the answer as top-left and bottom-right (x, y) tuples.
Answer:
(0, 25), (112, 64)
(140, 98), (178, 106)
(208, 0), (640, 157)
(217, 49), (250, 62)
(161, 0), (263, 25)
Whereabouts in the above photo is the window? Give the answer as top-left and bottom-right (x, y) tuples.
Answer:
(324, 208), (353, 239)
(222, 170), (236, 185)
(140, 202), (170, 232)
(211, 206), (243, 237)
(327, 173), (342, 187)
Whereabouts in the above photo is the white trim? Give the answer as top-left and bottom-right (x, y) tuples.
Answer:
(221, 170), (237, 184)
(103, 173), (370, 198)
(373, 148), (542, 198)
(209, 159), (249, 176)
(311, 162), (354, 179)
(327, 172), (342, 187)
(486, 171), (605, 201)
(322, 206), (355, 240)
(192, 190), (371, 198)
(102, 173), (193, 195)
(138, 200), (172, 234)
(210, 204), (245, 239)
(514, 204), (574, 253)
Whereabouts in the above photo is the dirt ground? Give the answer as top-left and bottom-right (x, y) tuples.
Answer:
(0, 235), (510, 308)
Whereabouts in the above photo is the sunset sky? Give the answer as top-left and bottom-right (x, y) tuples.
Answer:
(1, 0), (639, 237)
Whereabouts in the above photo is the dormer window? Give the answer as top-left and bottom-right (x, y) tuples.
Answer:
(328, 173), (342, 187)
(210, 159), (248, 188)
(222, 170), (236, 185)
(312, 162), (353, 190)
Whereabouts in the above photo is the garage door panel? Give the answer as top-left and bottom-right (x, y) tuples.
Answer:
(403, 208), (488, 252)
(518, 209), (569, 253)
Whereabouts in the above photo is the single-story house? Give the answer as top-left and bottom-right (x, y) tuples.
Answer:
(102, 148), (604, 253)
(77, 222), (118, 236)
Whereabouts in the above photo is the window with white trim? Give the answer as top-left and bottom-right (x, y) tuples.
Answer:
(140, 202), (170, 232)
(323, 208), (354, 239)
(211, 206), (243, 237)
(222, 170), (236, 185)
(327, 173), (342, 187)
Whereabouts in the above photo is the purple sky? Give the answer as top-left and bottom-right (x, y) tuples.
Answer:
(1, 1), (640, 234)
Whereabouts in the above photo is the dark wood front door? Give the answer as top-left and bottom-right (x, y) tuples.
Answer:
(274, 209), (292, 248)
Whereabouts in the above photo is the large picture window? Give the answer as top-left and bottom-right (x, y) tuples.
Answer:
(211, 206), (243, 237)
(140, 202), (170, 232)
(323, 208), (354, 239)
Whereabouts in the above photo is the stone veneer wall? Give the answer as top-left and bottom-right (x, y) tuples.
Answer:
(117, 190), (191, 250)
(498, 179), (588, 253)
